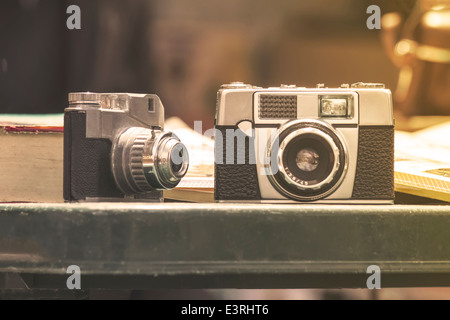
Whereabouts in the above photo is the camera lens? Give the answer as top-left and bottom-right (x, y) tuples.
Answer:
(296, 148), (319, 172)
(267, 119), (347, 201)
(111, 127), (189, 195)
(151, 134), (189, 188)
(282, 135), (335, 186)
(171, 146), (186, 175)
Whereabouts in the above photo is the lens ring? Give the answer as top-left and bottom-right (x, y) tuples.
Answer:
(169, 143), (189, 179)
(111, 127), (189, 194)
(152, 134), (190, 188)
(266, 119), (348, 201)
(111, 127), (155, 195)
(277, 128), (341, 191)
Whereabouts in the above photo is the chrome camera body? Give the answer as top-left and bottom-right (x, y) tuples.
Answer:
(215, 82), (394, 204)
(64, 92), (189, 202)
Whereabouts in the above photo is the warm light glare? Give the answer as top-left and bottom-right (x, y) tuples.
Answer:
(423, 11), (450, 28)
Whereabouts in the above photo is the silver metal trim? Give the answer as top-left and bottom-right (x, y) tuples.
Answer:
(142, 131), (189, 190)
(217, 199), (394, 205)
(111, 128), (189, 194)
(216, 83), (393, 126)
(78, 196), (164, 203)
(68, 92), (102, 104)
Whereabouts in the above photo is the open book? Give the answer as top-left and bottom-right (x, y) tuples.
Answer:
(163, 118), (214, 202)
(395, 121), (450, 202)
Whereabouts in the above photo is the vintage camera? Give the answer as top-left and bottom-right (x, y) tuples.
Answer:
(64, 92), (189, 202)
(215, 82), (394, 203)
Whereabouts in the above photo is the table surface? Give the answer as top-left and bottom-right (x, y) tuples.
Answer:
(1, 202), (450, 290)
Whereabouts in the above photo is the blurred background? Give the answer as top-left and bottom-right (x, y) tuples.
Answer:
(0, 0), (422, 129)
(3, 0), (450, 300)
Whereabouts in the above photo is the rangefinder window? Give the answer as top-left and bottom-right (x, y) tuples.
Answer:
(148, 98), (155, 112)
(319, 95), (352, 118)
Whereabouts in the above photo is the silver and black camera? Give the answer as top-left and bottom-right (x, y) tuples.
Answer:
(215, 82), (394, 203)
(64, 92), (189, 202)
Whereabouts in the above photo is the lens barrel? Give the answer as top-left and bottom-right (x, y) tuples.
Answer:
(267, 119), (347, 201)
(111, 127), (189, 195)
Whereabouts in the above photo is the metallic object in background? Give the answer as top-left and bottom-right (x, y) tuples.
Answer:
(64, 93), (189, 202)
(382, 0), (450, 116)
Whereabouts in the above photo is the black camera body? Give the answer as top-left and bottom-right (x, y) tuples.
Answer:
(215, 82), (394, 203)
(64, 92), (189, 202)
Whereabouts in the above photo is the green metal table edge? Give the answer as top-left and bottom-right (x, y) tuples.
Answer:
(1, 203), (450, 289)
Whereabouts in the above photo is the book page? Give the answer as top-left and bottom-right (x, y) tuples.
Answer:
(395, 122), (450, 201)
(165, 117), (214, 190)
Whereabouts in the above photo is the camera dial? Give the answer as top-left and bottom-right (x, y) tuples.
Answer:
(111, 127), (189, 195)
(266, 119), (348, 201)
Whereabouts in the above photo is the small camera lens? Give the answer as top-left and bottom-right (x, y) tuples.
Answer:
(170, 146), (187, 175)
(111, 127), (189, 195)
(171, 157), (183, 174)
(283, 136), (334, 186)
(165, 142), (189, 180)
(144, 131), (189, 190)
